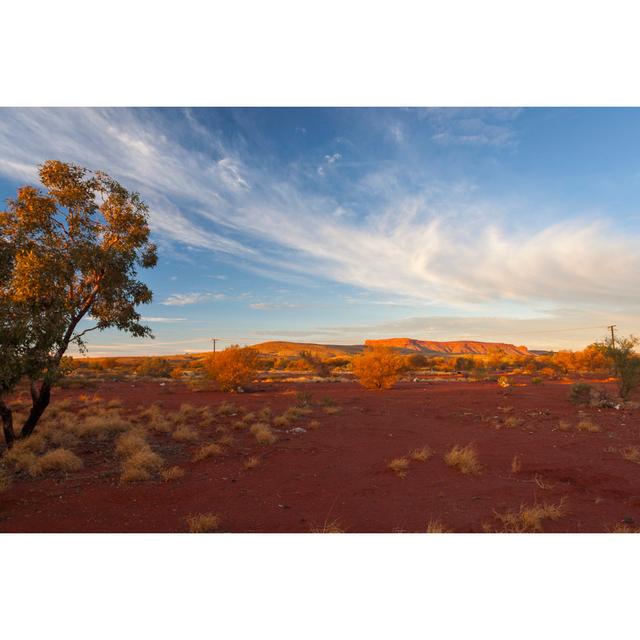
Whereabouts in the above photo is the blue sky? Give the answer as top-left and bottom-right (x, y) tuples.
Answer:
(1, 107), (640, 355)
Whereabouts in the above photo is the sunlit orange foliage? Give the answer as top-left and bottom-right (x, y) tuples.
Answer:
(352, 346), (402, 390)
(205, 345), (260, 392)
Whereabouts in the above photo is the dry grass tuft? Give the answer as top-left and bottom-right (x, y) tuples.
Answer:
(4, 443), (44, 477)
(116, 430), (164, 483)
(426, 519), (450, 533)
(76, 411), (130, 439)
(410, 446), (433, 462)
(388, 456), (410, 478)
(193, 443), (223, 461)
(308, 419), (321, 429)
(504, 416), (523, 428)
(115, 430), (149, 457)
(577, 419), (600, 433)
(323, 406), (341, 415)
(120, 465), (152, 483)
(273, 415), (291, 428)
(250, 422), (277, 445)
(161, 466), (185, 481)
(38, 448), (83, 473)
(216, 401), (237, 416)
(621, 446), (640, 464)
(241, 411), (256, 424)
(609, 523), (640, 533)
(256, 406), (272, 422)
(217, 433), (233, 447)
(178, 403), (202, 418)
(244, 456), (260, 469)
(558, 419), (571, 432)
(310, 518), (345, 533)
(444, 444), (481, 475)
(511, 455), (522, 474)
(186, 512), (221, 533)
(0, 467), (12, 492)
(496, 499), (566, 532)
(139, 405), (173, 433)
(172, 424), (199, 442)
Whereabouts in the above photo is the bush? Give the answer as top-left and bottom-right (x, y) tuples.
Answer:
(205, 345), (260, 392)
(597, 335), (640, 399)
(298, 350), (330, 376)
(135, 357), (173, 378)
(406, 353), (428, 369)
(352, 346), (402, 390)
(569, 382), (593, 405)
(531, 376), (543, 385)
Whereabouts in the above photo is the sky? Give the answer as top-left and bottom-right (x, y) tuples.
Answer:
(1, 107), (640, 355)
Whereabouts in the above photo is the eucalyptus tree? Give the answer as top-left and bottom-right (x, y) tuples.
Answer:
(0, 161), (157, 448)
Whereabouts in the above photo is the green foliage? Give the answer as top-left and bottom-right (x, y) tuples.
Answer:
(298, 350), (330, 377)
(0, 160), (157, 444)
(135, 357), (172, 378)
(596, 334), (640, 399)
(569, 382), (593, 405)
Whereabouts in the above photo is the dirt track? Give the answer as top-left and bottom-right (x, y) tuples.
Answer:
(1, 378), (639, 532)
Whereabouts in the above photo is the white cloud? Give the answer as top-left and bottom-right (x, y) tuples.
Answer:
(249, 302), (299, 310)
(162, 292), (226, 306)
(389, 123), (404, 143)
(317, 152), (342, 176)
(1, 108), (640, 320)
(422, 108), (521, 147)
(140, 316), (188, 322)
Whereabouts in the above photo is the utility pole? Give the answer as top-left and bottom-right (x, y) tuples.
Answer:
(211, 338), (218, 355)
(607, 325), (616, 349)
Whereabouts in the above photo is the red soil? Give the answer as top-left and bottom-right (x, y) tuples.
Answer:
(1, 378), (639, 533)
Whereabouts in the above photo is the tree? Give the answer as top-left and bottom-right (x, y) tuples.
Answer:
(352, 346), (403, 390)
(205, 345), (260, 391)
(0, 160), (157, 448)
(596, 334), (640, 399)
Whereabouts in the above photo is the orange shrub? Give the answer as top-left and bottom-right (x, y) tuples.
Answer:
(352, 346), (402, 390)
(205, 345), (260, 392)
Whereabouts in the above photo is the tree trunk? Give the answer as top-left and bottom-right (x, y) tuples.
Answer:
(0, 399), (15, 449)
(20, 380), (51, 439)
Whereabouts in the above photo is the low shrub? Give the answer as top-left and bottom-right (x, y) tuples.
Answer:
(569, 382), (593, 405)
(186, 513), (220, 533)
(38, 448), (83, 473)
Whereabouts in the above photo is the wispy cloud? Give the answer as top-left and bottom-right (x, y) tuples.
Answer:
(1, 108), (639, 320)
(249, 302), (299, 310)
(162, 292), (226, 306)
(317, 152), (342, 176)
(421, 108), (521, 147)
(140, 316), (188, 322)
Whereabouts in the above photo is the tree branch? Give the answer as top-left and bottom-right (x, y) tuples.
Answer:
(71, 324), (101, 342)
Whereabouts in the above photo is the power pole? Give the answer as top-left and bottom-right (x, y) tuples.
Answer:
(211, 338), (218, 355)
(607, 325), (616, 349)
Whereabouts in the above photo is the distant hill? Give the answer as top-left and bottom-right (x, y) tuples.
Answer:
(364, 338), (530, 357)
(251, 338), (530, 358)
(250, 341), (363, 358)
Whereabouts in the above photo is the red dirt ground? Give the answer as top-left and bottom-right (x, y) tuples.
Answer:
(1, 378), (639, 532)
